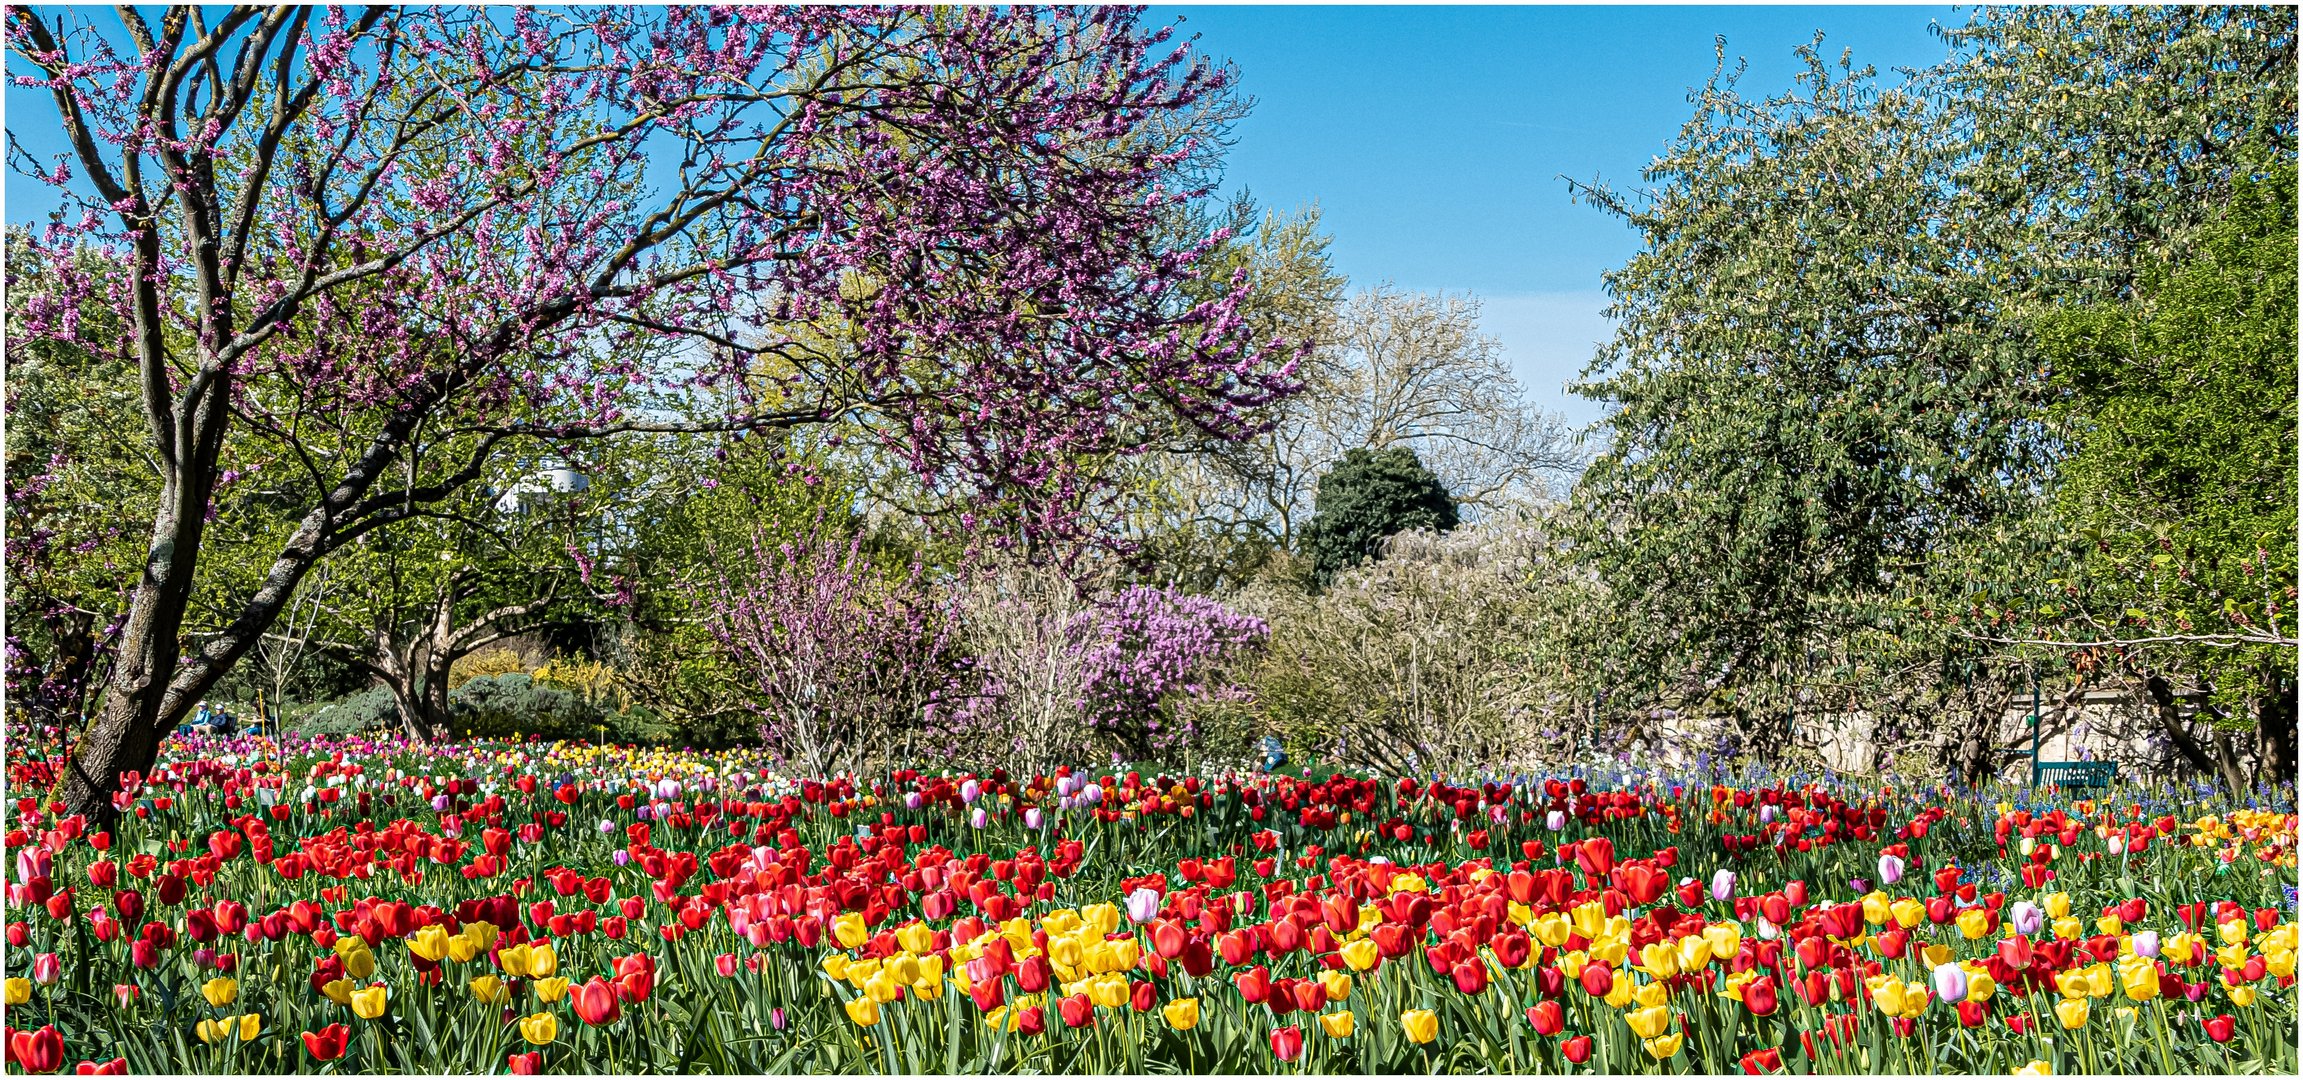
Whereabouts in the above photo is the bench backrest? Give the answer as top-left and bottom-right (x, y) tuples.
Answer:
(2032, 761), (2117, 789)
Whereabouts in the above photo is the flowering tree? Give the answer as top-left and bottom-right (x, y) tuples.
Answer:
(702, 522), (964, 778)
(953, 567), (1264, 772)
(5, 5), (1294, 815)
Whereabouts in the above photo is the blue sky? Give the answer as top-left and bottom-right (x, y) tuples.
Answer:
(5, 5), (1960, 425)
(1149, 5), (1962, 423)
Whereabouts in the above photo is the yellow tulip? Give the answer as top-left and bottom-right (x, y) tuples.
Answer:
(1643, 1032), (1685, 1060)
(202, 977), (239, 1008)
(2044, 893), (2071, 919)
(1958, 908), (1991, 940)
(2216, 942), (2250, 970)
(526, 942), (559, 978)
(1638, 942), (1680, 977)
(1570, 902), (1608, 940)
(1392, 875), (1429, 896)
(2054, 998), (2088, 1029)
(351, 985), (389, 1020)
(1626, 1005), (1672, 1039)
(407, 925), (451, 963)
(1890, 898), (1925, 929)
(195, 1019), (227, 1045)
(1049, 935), (1085, 970)
(833, 913), (869, 950)
(447, 932), (483, 964)
(3, 979), (29, 1005)
(535, 977), (570, 1003)
(470, 975), (508, 1004)
(1321, 971), (1353, 1002)
(2118, 958), (2159, 1001)
(821, 954), (851, 981)
(2096, 914), (2124, 937)
(844, 996), (881, 1027)
(1507, 901), (1532, 926)
(1633, 981), (1669, 1009)
(1320, 1010), (1355, 1038)
(1871, 979), (1908, 1015)
(1532, 913), (1572, 948)
(235, 1013), (261, 1041)
(1082, 903), (1120, 935)
(2229, 985), (2257, 1007)
(1401, 1009), (1439, 1044)
(1558, 950), (1587, 980)
(1966, 970), (1997, 1003)
(1604, 976), (1636, 1009)
(2012, 1060), (2052, 1076)
(1704, 923), (1742, 960)
(2217, 920), (2249, 946)
(896, 923), (936, 955)
(520, 1012), (558, 1046)
(1162, 997), (1200, 1031)
(321, 978), (354, 1006)
(864, 973), (902, 1004)
(2052, 917), (2083, 941)
(1861, 893), (1890, 925)
(337, 943), (376, 981)
(1088, 975), (1129, 1009)
(1107, 939), (1142, 973)
(1340, 939), (1380, 972)
(1920, 943), (1954, 968)
(886, 954), (922, 986)
(1676, 933), (1712, 971)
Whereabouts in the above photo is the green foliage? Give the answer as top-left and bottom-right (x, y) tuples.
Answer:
(290, 688), (399, 737)
(2029, 157), (2298, 719)
(448, 673), (605, 742)
(1301, 447), (1457, 587)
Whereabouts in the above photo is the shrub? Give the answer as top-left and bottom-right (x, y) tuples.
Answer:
(449, 673), (604, 741)
(290, 688), (399, 736)
(1301, 446), (1457, 587)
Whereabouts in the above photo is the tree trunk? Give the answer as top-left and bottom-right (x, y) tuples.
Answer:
(2141, 674), (2249, 791)
(2256, 662), (2297, 787)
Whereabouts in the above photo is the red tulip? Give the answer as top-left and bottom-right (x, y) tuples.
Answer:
(1562, 1035), (1593, 1064)
(1270, 1025), (1305, 1062)
(1450, 958), (1489, 995)
(508, 1051), (543, 1074)
(1526, 1001), (1564, 1036)
(1578, 960), (1614, 998)
(71, 1058), (126, 1075)
(1740, 1047), (1784, 1074)
(1059, 993), (1095, 1029)
(1130, 980), (1157, 1012)
(1742, 975), (1780, 1017)
(1015, 954), (1051, 993)
(1956, 1000), (1986, 1028)
(10, 1026), (62, 1074)
(2202, 1014), (2237, 1043)
(1233, 965), (1272, 1004)
(573, 976), (621, 1025)
(301, 1024), (350, 1062)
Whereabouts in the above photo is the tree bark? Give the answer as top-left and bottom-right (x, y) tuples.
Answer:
(2254, 661), (2296, 788)
(2140, 674), (2250, 791)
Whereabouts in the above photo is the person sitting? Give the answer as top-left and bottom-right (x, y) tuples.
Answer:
(1257, 735), (1288, 773)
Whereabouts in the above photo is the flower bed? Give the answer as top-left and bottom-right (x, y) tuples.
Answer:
(1, 735), (2294, 1074)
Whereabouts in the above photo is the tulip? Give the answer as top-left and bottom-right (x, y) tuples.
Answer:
(1563, 1035), (1594, 1063)
(200, 976), (238, 1008)
(1162, 997), (1200, 1031)
(3, 978), (28, 1005)
(1877, 853), (1904, 886)
(1401, 1008), (1439, 1044)
(1710, 869), (1736, 901)
(351, 985), (389, 1020)
(302, 1024), (350, 1062)
(1626, 1005), (1671, 1039)
(2053, 998), (2088, 1029)
(11, 1025), (62, 1074)
(470, 975), (508, 1004)
(573, 977), (620, 1024)
(1126, 888), (1162, 925)
(1270, 1025), (1305, 1061)
(508, 1052), (543, 1075)
(1931, 963), (1967, 1005)
(1527, 1000), (1565, 1035)
(534, 977), (570, 1003)
(1741, 1047), (1785, 1074)
(2202, 1014), (2237, 1042)
(1643, 1032), (1685, 1060)
(2009, 902), (2043, 936)
(2130, 931), (2160, 958)
(2013, 1060), (2053, 1076)
(844, 996), (880, 1027)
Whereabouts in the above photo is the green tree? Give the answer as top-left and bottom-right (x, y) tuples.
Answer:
(2017, 158), (2298, 786)
(1301, 447), (1458, 588)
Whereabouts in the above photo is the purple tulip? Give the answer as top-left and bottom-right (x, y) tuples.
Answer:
(612, 850), (630, 867)
(1710, 870), (1736, 901)
(1876, 853), (1905, 886)
(2130, 930), (2160, 958)
(1023, 808), (1044, 830)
